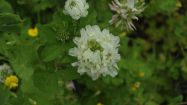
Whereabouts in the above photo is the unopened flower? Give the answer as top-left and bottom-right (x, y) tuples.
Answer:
(69, 25), (121, 80)
(0, 64), (13, 82)
(4, 75), (19, 89)
(131, 82), (141, 91)
(63, 0), (89, 20)
(28, 98), (37, 105)
(97, 102), (104, 105)
(138, 71), (145, 77)
(28, 27), (38, 37)
(109, 0), (145, 30)
(66, 81), (76, 91)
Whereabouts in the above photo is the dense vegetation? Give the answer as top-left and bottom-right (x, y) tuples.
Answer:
(0, 0), (187, 105)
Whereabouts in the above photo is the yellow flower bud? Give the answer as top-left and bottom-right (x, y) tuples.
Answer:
(28, 27), (38, 37)
(119, 32), (127, 37)
(97, 102), (103, 105)
(131, 86), (137, 91)
(131, 82), (141, 91)
(138, 71), (145, 78)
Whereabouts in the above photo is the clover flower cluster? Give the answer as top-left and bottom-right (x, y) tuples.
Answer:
(109, 0), (145, 30)
(63, 0), (89, 20)
(69, 25), (121, 80)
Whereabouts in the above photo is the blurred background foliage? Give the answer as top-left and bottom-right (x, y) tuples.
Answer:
(0, 0), (187, 105)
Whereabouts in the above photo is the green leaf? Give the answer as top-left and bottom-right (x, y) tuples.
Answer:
(39, 44), (63, 62)
(9, 39), (42, 80)
(94, 0), (112, 23)
(145, 0), (177, 16)
(33, 70), (59, 93)
(12, 64), (34, 80)
(168, 95), (183, 105)
(60, 69), (80, 81)
(20, 79), (37, 93)
(0, 13), (22, 33)
(79, 8), (97, 27)
(0, 85), (11, 105)
(39, 25), (57, 44)
(20, 77), (55, 105)
(0, 0), (13, 13)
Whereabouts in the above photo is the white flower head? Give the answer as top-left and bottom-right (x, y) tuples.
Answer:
(69, 25), (121, 80)
(0, 64), (13, 83)
(63, 0), (89, 20)
(109, 0), (145, 30)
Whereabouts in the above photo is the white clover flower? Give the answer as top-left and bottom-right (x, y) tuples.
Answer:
(109, 0), (145, 30)
(69, 25), (121, 80)
(0, 64), (13, 83)
(63, 0), (89, 20)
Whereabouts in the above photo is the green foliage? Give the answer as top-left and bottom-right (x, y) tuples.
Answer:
(0, 13), (22, 33)
(0, 0), (187, 105)
(0, 0), (13, 13)
(39, 44), (63, 62)
(0, 85), (11, 105)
